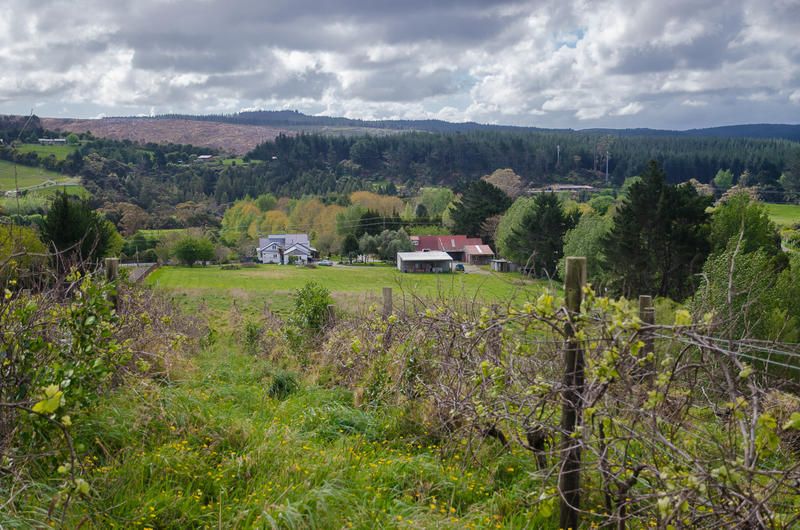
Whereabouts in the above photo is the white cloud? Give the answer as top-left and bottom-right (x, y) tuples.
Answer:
(0, 0), (797, 128)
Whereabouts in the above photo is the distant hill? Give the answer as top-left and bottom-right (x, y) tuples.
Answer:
(158, 110), (800, 141)
(155, 110), (558, 134)
(35, 111), (800, 158)
(585, 124), (800, 142)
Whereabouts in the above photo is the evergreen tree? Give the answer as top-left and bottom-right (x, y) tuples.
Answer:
(602, 161), (712, 299)
(450, 180), (511, 237)
(41, 192), (121, 271)
(506, 193), (576, 278)
(341, 233), (359, 263)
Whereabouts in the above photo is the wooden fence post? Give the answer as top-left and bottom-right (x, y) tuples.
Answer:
(639, 295), (655, 382)
(559, 256), (586, 530)
(105, 257), (119, 311)
(382, 287), (393, 320)
(326, 304), (336, 326)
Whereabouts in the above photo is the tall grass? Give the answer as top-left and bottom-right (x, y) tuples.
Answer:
(6, 334), (555, 528)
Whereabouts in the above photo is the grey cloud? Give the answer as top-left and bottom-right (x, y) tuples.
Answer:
(0, 0), (798, 128)
(347, 68), (469, 102)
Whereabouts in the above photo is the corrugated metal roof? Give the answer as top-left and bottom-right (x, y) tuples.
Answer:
(397, 251), (453, 261)
(465, 244), (494, 255)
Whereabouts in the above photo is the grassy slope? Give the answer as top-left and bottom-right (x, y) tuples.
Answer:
(69, 337), (550, 529)
(32, 267), (556, 528)
(0, 160), (67, 190)
(15, 143), (78, 160)
(765, 203), (800, 227)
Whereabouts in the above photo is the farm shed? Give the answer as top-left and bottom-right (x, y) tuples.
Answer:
(464, 244), (495, 265)
(491, 259), (517, 272)
(397, 251), (453, 273)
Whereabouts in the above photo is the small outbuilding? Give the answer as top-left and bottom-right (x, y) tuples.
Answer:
(464, 244), (495, 265)
(491, 259), (518, 272)
(397, 251), (453, 273)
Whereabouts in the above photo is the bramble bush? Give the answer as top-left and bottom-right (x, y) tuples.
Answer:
(314, 289), (800, 528)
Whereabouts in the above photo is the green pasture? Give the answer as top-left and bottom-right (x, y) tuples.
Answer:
(15, 143), (78, 160)
(147, 264), (548, 317)
(221, 157), (247, 166)
(0, 160), (66, 190)
(765, 202), (800, 227)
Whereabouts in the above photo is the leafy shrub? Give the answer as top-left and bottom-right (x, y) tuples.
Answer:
(1, 268), (201, 521)
(284, 281), (333, 366)
(288, 281), (333, 333)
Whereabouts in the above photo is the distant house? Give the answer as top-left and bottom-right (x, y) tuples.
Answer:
(196, 154), (215, 162)
(464, 244), (495, 265)
(38, 138), (67, 145)
(257, 234), (317, 264)
(410, 235), (493, 262)
(397, 251), (453, 273)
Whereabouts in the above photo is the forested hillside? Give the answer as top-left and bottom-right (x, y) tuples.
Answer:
(246, 130), (797, 190)
(3, 116), (800, 234)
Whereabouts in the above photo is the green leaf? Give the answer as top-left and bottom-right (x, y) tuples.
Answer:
(674, 309), (692, 327)
(31, 385), (63, 414)
(74, 478), (90, 495)
(782, 412), (800, 431)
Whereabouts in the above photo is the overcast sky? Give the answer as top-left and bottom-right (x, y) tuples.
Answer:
(1, 0), (799, 129)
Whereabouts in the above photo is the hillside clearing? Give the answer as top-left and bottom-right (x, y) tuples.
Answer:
(15, 143), (78, 160)
(765, 202), (800, 227)
(0, 160), (68, 191)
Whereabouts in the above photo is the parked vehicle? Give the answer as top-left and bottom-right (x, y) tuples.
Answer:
(454, 263), (465, 272)
(317, 259), (334, 266)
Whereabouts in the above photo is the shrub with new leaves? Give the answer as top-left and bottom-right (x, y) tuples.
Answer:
(289, 281), (333, 332)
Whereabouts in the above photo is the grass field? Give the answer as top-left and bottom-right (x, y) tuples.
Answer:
(49, 335), (552, 528)
(0, 160), (67, 190)
(765, 202), (800, 227)
(15, 143), (78, 160)
(147, 264), (548, 317)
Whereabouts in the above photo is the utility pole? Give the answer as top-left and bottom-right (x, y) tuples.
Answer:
(605, 150), (610, 186)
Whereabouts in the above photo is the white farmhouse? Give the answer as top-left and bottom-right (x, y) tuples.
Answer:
(257, 234), (317, 264)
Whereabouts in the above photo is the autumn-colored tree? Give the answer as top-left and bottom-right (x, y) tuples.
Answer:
(481, 168), (524, 199)
(220, 199), (261, 244)
(349, 191), (404, 217)
(259, 210), (289, 235)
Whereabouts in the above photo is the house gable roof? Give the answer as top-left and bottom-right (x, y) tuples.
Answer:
(259, 234), (314, 252)
(285, 242), (315, 255)
(464, 244), (495, 256)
